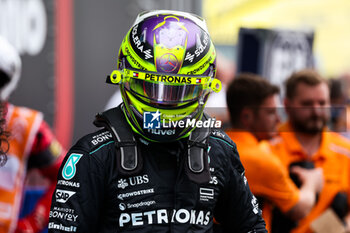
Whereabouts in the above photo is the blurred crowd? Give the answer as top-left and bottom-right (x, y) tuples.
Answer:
(224, 70), (350, 233)
(1, 21), (350, 233)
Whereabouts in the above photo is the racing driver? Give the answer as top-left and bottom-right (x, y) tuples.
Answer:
(48, 10), (267, 233)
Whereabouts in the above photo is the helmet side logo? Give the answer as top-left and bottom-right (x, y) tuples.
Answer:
(131, 24), (153, 60)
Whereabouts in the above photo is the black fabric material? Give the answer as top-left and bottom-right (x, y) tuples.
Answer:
(94, 105), (143, 176)
(331, 192), (348, 220)
(49, 124), (267, 232)
(94, 105), (213, 184)
(271, 161), (316, 233)
(186, 126), (211, 184)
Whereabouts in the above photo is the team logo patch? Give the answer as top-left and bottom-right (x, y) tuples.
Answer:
(62, 153), (83, 180)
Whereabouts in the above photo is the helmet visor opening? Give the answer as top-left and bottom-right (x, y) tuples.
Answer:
(125, 78), (207, 103)
(0, 70), (10, 89)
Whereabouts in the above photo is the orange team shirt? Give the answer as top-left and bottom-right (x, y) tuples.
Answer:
(267, 122), (350, 233)
(226, 131), (300, 232)
(0, 104), (43, 233)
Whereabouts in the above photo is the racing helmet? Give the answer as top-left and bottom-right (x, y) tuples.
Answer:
(0, 36), (21, 100)
(109, 10), (221, 142)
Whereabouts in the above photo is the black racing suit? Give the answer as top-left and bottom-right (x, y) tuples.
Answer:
(48, 125), (267, 232)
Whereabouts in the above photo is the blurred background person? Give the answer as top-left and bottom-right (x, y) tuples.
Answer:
(267, 69), (350, 233)
(0, 100), (9, 168)
(329, 77), (350, 139)
(225, 73), (323, 232)
(0, 36), (65, 233)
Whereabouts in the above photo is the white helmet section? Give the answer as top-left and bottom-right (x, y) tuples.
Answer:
(0, 36), (21, 100)
(132, 10), (210, 34)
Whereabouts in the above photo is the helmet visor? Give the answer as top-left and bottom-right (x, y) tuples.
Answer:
(123, 69), (211, 104)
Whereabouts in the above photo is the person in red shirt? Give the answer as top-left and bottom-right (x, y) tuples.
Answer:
(0, 36), (65, 233)
(225, 73), (323, 232)
(267, 69), (350, 233)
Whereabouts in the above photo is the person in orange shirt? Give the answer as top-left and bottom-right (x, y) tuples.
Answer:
(0, 36), (65, 233)
(268, 69), (350, 233)
(225, 73), (323, 232)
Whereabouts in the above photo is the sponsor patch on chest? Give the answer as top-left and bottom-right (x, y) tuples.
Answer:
(119, 209), (211, 227)
(90, 131), (113, 146)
